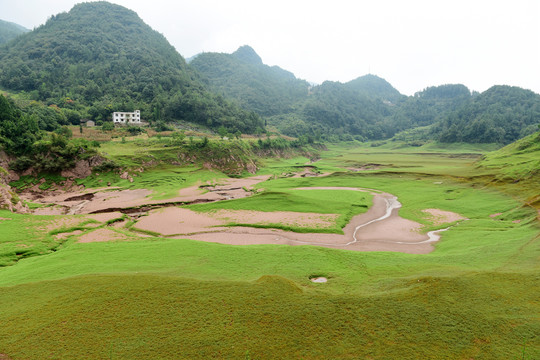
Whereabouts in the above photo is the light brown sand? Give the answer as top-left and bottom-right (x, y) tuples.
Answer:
(29, 179), (465, 254)
(86, 212), (124, 223)
(134, 207), (228, 236)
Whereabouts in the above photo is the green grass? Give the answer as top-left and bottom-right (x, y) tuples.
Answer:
(0, 272), (537, 359)
(0, 211), (60, 267)
(0, 142), (538, 359)
(9, 174), (67, 191)
(478, 132), (540, 182)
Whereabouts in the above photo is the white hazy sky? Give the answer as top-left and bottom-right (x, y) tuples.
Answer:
(2, 0), (539, 95)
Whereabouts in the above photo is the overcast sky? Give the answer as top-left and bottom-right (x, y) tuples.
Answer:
(2, 0), (539, 95)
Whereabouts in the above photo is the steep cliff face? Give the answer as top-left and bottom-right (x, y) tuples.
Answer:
(0, 151), (27, 213)
(0, 166), (27, 213)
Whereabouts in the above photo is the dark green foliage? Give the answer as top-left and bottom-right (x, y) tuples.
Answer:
(92, 160), (120, 173)
(0, 95), (40, 155)
(0, 19), (29, 44)
(101, 122), (114, 131)
(0, 97), (99, 172)
(432, 86), (540, 144)
(0, 2), (263, 134)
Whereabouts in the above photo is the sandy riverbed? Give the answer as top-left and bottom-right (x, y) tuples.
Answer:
(31, 176), (465, 254)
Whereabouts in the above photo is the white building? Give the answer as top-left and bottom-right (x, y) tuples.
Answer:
(112, 110), (141, 125)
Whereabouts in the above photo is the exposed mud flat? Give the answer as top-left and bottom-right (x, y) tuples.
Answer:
(24, 175), (271, 215)
(137, 187), (465, 254)
(26, 175), (465, 254)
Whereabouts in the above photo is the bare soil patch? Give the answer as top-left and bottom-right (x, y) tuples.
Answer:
(134, 207), (227, 236)
(86, 212), (124, 223)
(45, 217), (86, 232)
(77, 228), (129, 243)
(134, 208), (340, 237)
(422, 208), (466, 225)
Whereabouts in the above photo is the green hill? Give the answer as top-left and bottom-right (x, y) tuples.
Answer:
(0, 19), (29, 44)
(432, 85), (540, 144)
(478, 131), (540, 184)
(0, 2), (263, 133)
(191, 45), (310, 117)
(344, 74), (405, 103)
(390, 84), (473, 134)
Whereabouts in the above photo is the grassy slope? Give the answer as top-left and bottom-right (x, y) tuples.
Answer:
(0, 141), (538, 359)
(476, 132), (540, 204)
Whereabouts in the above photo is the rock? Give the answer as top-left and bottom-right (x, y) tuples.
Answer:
(0, 176), (28, 213)
(246, 161), (257, 174)
(61, 160), (92, 178)
(14, 200), (28, 214)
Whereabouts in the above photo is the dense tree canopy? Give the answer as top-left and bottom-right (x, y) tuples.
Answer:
(0, 95), (40, 155)
(431, 86), (540, 144)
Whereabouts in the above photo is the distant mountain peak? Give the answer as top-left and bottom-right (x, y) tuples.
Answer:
(233, 45), (262, 65)
(345, 74), (403, 102)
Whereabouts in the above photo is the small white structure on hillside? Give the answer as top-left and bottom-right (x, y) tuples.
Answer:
(112, 110), (142, 125)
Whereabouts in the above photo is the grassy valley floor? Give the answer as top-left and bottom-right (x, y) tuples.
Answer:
(0, 141), (538, 359)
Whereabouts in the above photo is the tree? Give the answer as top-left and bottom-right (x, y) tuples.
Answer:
(101, 122), (114, 131)
(217, 125), (227, 139)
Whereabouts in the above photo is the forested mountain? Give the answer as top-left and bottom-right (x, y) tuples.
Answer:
(390, 84), (473, 131)
(431, 85), (540, 144)
(0, 20), (29, 44)
(278, 80), (398, 140)
(191, 45), (310, 116)
(192, 47), (407, 140)
(0, 2), (263, 133)
(193, 44), (540, 144)
(344, 74), (405, 103)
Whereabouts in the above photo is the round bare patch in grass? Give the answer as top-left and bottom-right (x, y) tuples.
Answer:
(309, 276), (328, 283)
